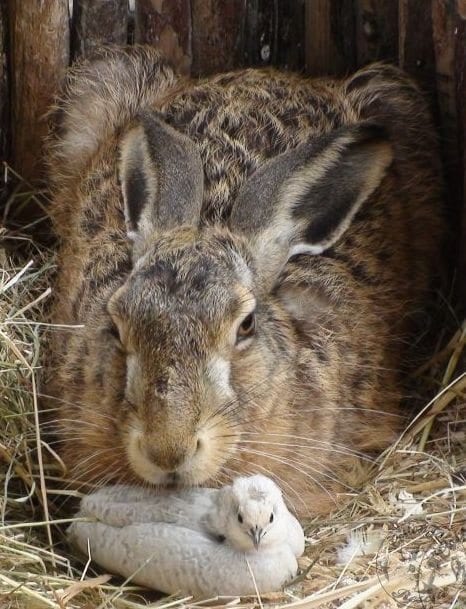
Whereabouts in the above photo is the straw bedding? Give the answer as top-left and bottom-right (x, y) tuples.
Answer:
(0, 178), (465, 609)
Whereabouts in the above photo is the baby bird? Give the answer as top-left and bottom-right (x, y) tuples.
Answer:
(69, 475), (305, 597)
(205, 475), (305, 556)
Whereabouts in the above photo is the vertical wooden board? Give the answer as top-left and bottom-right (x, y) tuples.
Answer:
(0, 0), (9, 168)
(432, 1), (461, 198)
(237, 0), (305, 71)
(454, 1), (466, 304)
(305, 0), (355, 77)
(9, 0), (70, 184)
(432, 0), (466, 304)
(399, 0), (436, 94)
(72, 0), (128, 59)
(355, 0), (398, 67)
(275, 0), (305, 71)
(135, 0), (192, 76)
(432, 0), (458, 161)
(191, 0), (245, 76)
(237, 0), (275, 68)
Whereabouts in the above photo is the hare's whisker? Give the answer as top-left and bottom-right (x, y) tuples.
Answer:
(237, 438), (375, 463)
(236, 447), (338, 506)
(236, 446), (355, 491)
(238, 431), (371, 460)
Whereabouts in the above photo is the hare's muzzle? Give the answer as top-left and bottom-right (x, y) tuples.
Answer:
(145, 440), (199, 473)
(127, 424), (206, 486)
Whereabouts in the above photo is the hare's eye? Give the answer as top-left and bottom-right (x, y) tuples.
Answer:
(269, 512), (274, 523)
(236, 312), (256, 343)
(237, 513), (243, 524)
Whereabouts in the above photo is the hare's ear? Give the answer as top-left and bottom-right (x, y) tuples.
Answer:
(229, 122), (393, 291)
(119, 112), (203, 250)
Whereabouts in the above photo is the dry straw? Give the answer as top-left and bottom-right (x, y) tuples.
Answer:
(0, 177), (465, 608)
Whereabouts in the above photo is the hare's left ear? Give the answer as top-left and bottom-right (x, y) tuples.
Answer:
(119, 112), (204, 257)
(229, 122), (393, 291)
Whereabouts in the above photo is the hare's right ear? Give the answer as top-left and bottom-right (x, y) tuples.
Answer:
(229, 122), (393, 292)
(119, 113), (204, 253)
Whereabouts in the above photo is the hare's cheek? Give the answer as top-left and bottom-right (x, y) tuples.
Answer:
(205, 356), (235, 401)
(125, 354), (143, 404)
(126, 428), (168, 485)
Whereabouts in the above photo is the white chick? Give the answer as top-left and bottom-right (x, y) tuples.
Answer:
(68, 475), (305, 598)
(205, 475), (305, 556)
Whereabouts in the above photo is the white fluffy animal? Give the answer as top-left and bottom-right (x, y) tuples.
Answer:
(68, 475), (305, 597)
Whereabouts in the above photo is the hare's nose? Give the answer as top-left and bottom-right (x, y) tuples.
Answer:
(147, 446), (187, 471)
(146, 437), (202, 472)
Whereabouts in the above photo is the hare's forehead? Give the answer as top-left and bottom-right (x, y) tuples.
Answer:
(125, 242), (254, 319)
(138, 232), (251, 281)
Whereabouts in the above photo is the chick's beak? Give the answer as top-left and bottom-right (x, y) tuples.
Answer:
(252, 528), (263, 550)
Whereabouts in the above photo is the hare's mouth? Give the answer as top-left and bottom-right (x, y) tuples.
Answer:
(160, 471), (193, 489)
(135, 467), (208, 489)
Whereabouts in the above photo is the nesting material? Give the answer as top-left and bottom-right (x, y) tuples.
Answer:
(336, 527), (384, 565)
(0, 210), (465, 608)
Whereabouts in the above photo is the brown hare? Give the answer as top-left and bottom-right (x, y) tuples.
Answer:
(45, 46), (443, 516)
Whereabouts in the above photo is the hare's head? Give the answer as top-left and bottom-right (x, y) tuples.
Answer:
(107, 112), (392, 488)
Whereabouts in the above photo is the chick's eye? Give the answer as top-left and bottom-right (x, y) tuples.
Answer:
(236, 312), (256, 343)
(237, 513), (243, 524)
(269, 513), (274, 523)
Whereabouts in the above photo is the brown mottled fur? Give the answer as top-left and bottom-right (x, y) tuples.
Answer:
(44, 47), (443, 516)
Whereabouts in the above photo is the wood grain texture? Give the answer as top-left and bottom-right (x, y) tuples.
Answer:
(191, 0), (245, 76)
(433, 0), (457, 142)
(273, 0), (306, 71)
(305, 0), (355, 76)
(238, 0), (275, 68)
(399, 0), (436, 94)
(432, 1), (461, 200)
(453, 1), (466, 304)
(9, 0), (69, 183)
(135, 0), (192, 75)
(432, 0), (466, 305)
(72, 0), (128, 59)
(238, 0), (305, 71)
(274, 0), (305, 70)
(355, 0), (398, 66)
(0, 0), (9, 166)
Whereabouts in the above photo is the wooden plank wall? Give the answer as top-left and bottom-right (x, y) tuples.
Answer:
(135, 0), (192, 75)
(0, 0), (8, 169)
(0, 0), (465, 303)
(7, 0), (69, 184)
(1, 0), (306, 185)
(72, 0), (128, 58)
